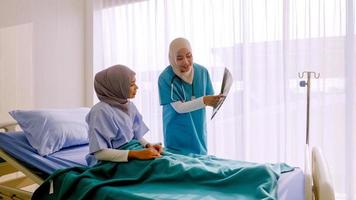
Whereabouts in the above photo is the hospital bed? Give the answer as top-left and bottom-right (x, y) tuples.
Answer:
(0, 122), (88, 199)
(0, 122), (333, 200)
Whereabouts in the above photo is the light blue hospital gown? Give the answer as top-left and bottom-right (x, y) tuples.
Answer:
(158, 63), (214, 155)
(85, 101), (149, 165)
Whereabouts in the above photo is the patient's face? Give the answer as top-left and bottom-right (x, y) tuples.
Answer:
(128, 76), (138, 99)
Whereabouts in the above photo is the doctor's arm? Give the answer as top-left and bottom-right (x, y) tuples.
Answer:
(203, 95), (224, 107)
(171, 95), (223, 113)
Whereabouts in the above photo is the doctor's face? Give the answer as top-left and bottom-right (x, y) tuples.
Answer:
(128, 76), (138, 99)
(175, 48), (193, 73)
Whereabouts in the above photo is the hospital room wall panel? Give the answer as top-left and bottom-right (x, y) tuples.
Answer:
(0, 22), (34, 123)
(0, 0), (86, 122)
(31, 0), (86, 108)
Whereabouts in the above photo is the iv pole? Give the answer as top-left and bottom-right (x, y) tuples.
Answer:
(298, 71), (320, 145)
(299, 71), (321, 200)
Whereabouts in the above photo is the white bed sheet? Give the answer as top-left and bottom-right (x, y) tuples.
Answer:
(278, 167), (305, 200)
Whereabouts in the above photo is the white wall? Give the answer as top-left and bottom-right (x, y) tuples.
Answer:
(0, 0), (86, 122)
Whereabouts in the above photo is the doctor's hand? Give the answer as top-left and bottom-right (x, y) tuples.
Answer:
(128, 149), (161, 160)
(203, 94), (225, 107)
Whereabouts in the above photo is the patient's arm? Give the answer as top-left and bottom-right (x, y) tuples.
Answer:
(95, 141), (162, 162)
(139, 138), (164, 153)
(138, 138), (150, 147)
(128, 148), (161, 160)
(95, 148), (160, 162)
(94, 148), (130, 162)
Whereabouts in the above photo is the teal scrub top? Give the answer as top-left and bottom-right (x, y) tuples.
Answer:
(158, 63), (214, 155)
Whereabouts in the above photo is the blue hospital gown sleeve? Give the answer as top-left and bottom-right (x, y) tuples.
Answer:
(132, 106), (149, 140)
(86, 106), (118, 154)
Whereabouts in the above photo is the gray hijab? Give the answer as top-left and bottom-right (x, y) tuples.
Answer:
(94, 65), (135, 114)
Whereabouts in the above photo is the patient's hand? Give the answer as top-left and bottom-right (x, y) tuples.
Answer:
(147, 143), (164, 154)
(128, 149), (161, 160)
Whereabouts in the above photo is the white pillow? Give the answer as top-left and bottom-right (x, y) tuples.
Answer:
(9, 108), (90, 156)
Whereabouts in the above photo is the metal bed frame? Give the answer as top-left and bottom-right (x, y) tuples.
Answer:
(0, 122), (43, 200)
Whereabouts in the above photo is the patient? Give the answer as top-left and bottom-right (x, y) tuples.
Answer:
(85, 64), (163, 166)
(32, 64), (293, 200)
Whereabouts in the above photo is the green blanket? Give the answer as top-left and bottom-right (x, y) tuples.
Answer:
(32, 141), (293, 200)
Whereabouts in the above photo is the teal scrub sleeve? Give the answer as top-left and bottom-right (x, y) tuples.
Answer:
(158, 73), (173, 105)
(205, 70), (214, 95)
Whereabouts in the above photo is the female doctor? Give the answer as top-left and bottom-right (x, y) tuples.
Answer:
(158, 37), (223, 155)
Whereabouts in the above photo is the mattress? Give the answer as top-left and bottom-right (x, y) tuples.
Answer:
(0, 131), (87, 174)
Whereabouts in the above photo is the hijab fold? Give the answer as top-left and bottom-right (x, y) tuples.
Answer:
(94, 65), (135, 114)
(169, 37), (194, 84)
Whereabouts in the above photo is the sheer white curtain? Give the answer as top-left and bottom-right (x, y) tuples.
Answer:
(91, 0), (356, 198)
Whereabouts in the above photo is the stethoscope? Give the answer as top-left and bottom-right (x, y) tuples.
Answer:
(170, 75), (195, 102)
